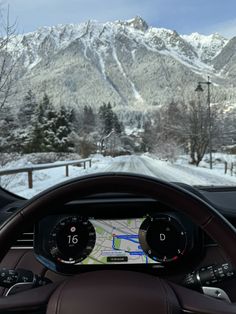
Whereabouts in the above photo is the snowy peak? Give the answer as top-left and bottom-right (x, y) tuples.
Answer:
(212, 36), (236, 73)
(11, 23), (90, 67)
(118, 16), (149, 32)
(182, 32), (228, 62)
(11, 17), (228, 73)
(148, 27), (198, 60)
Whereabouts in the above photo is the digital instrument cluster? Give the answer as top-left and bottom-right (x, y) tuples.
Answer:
(48, 216), (96, 264)
(34, 212), (199, 273)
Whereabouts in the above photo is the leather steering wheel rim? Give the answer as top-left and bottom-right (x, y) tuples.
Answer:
(0, 172), (236, 313)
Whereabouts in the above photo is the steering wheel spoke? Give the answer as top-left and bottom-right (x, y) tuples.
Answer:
(169, 282), (236, 314)
(0, 282), (59, 313)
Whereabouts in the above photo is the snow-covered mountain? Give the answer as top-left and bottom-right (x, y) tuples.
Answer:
(12, 18), (228, 72)
(7, 16), (236, 112)
(181, 32), (227, 63)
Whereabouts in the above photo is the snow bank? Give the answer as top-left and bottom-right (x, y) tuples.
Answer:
(0, 153), (236, 199)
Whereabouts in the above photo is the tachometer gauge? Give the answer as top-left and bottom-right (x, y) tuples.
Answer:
(139, 214), (187, 263)
(48, 216), (96, 264)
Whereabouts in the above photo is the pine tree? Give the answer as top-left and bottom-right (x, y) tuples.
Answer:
(98, 102), (123, 135)
(82, 105), (96, 133)
(99, 102), (113, 135)
(42, 95), (59, 151)
(24, 101), (46, 153)
(53, 106), (74, 152)
(26, 94), (75, 153)
(113, 114), (123, 134)
(15, 90), (39, 152)
(0, 108), (20, 152)
(18, 90), (37, 128)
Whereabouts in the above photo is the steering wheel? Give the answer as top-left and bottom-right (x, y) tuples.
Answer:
(0, 173), (236, 314)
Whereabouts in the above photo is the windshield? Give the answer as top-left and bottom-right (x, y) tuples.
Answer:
(0, 0), (236, 198)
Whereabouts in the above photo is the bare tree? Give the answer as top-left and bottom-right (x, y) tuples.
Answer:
(187, 100), (209, 166)
(141, 98), (222, 166)
(160, 100), (213, 166)
(0, 4), (18, 111)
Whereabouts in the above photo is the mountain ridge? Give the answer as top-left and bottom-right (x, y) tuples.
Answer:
(11, 17), (228, 71)
(6, 16), (236, 114)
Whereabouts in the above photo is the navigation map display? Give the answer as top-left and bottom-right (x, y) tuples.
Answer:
(80, 219), (156, 265)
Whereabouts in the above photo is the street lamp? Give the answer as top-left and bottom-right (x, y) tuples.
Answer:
(195, 76), (213, 169)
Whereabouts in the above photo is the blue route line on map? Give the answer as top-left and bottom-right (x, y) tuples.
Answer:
(112, 234), (145, 256)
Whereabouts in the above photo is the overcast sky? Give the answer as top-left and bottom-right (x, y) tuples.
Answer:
(4, 0), (236, 38)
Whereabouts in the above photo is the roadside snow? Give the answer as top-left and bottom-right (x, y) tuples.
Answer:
(0, 154), (236, 199)
(0, 154), (114, 198)
(141, 155), (236, 186)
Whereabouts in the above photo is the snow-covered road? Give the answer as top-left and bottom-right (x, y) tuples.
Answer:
(2, 154), (236, 198)
(98, 155), (236, 186)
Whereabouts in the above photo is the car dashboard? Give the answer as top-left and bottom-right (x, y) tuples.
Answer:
(34, 196), (203, 274)
(1, 185), (236, 302)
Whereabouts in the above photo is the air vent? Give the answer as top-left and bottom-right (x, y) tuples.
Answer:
(12, 228), (34, 249)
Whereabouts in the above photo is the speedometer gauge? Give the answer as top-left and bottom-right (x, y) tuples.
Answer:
(48, 216), (96, 264)
(139, 214), (187, 263)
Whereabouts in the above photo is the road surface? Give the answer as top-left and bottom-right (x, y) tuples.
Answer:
(96, 155), (236, 186)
